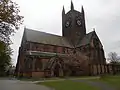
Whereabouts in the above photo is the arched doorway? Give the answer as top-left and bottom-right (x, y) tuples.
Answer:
(54, 63), (60, 77)
(46, 56), (64, 77)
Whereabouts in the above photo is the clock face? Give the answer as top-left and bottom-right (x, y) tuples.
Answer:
(65, 21), (70, 27)
(77, 20), (81, 26)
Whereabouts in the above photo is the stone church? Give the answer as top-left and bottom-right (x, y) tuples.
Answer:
(15, 2), (107, 78)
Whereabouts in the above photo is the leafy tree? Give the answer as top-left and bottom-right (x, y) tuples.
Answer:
(0, 41), (12, 76)
(108, 52), (120, 64)
(0, 0), (23, 43)
(0, 0), (23, 76)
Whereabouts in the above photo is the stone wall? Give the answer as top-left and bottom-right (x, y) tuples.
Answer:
(32, 71), (44, 78)
(23, 72), (32, 77)
(89, 64), (120, 75)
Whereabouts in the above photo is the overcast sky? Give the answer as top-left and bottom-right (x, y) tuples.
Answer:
(11, 0), (120, 65)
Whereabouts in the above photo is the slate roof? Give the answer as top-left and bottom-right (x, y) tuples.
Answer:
(66, 10), (81, 16)
(24, 28), (73, 48)
(77, 31), (95, 47)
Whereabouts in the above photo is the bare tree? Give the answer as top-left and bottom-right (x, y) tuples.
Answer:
(108, 52), (120, 64)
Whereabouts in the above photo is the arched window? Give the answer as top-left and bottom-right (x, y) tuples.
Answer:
(35, 58), (43, 71)
(24, 57), (33, 71)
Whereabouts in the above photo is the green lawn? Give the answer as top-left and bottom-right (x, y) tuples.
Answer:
(38, 80), (100, 90)
(18, 76), (97, 81)
(93, 75), (120, 90)
(18, 77), (65, 81)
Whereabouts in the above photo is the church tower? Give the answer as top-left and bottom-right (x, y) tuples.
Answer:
(62, 1), (86, 46)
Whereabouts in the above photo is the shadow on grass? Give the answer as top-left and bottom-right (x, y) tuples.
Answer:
(93, 75), (120, 90)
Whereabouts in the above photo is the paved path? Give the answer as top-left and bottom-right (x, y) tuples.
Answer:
(74, 79), (117, 90)
(31, 76), (100, 83)
(0, 79), (50, 90)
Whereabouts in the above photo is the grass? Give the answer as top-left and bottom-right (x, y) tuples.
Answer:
(18, 77), (65, 81)
(18, 76), (98, 81)
(100, 75), (120, 89)
(93, 75), (120, 90)
(19, 75), (120, 90)
(37, 75), (120, 90)
(38, 80), (100, 90)
(18, 76), (97, 81)
(64, 76), (98, 79)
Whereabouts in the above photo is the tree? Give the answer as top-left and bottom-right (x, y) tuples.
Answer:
(0, 0), (23, 76)
(0, 41), (12, 76)
(64, 51), (88, 67)
(61, 50), (89, 76)
(108, 52), (120, 75)
(0, 0), (23, 43)
(108, 52), (120, 64)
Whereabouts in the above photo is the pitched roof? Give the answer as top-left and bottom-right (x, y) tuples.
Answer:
(77, 31), (95, 47)
(24, 28), (73, 48)
(66, 10), (81, 15)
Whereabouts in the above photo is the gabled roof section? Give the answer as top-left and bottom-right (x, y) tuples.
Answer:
(21, 28), (27, 46)
(76, 31), (95, 47)
(23, 28), (73, 48)
(66, 9), (81, 16)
